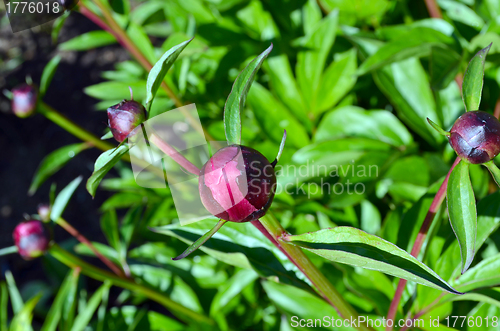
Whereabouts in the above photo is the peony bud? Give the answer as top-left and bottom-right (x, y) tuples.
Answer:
(449, 111), (500, 164)
(11, 83), (37, 118)
(13, 220), (50, 260)
(37, 204), (51, 222)
(107, 100), (146, 143)
(199, 145), (276, 223)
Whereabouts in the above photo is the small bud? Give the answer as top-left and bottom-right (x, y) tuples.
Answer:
(199, 145), (276, 223)
(107, 100), (146, 143)
(449, 111), (500, 164)
(13, 220), (50, 260)
(37, 204), (51, 222)
(11, 83), (37, 118)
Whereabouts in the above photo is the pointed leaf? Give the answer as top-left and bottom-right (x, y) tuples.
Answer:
(224, 45), (273, 145)
(462, 44), (491, 112)
(145, 39), (192, 112)
(484, 161), (500, 187)
(9, 295), (40, 331)
(51, 176), (82, 222)
(59, 31), (117, 51)
(29, 143), (89, 195)
(5, 271), (23, 314)
(281, 227), (461, 294)
(70, 282), (111, 331)
(41, 269), (80, 331)
(447, 161), (477, 273)
(86, 145), (129, 198)
(40, 55), (61, 97)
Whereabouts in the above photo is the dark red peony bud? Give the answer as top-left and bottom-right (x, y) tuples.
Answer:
(13, 220), (50, 260)
(11, 83), (37, 118)
(449, 111), (500, 164)
(107, 100), (146, 143)
(199, 145), (276, 223)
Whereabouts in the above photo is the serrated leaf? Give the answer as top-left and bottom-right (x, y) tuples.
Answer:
(462, 44), (491, 112)
(86, 145), (129, 198)
(281, 227), (461, 294)
(145, 39), (192, 112)
(51, 176), (82, 222)
(40, 55), (61, 97)
(59, 31), (117, 51)
(447, 161), (477, 274)
(224, 45), (273, 145)
(29, 143), (89, 195)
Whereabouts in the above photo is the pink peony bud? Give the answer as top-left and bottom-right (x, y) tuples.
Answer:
(199, 145), (276, 223)
(449, 111), (500, 164)
(11, 83), (37, 118)
(37, 204), (51, 222)
(107, 100), (146, 143)
(13, 220), (50, 260)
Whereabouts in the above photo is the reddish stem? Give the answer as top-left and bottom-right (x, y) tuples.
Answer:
(424, 0), (443, 19)
(494, 97), (500, 119)
(149, 134), (200, 175)
(386, 157), (460, 330)
(58, 218), (127, 279)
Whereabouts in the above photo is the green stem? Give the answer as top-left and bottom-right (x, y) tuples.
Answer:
(48, 243), (214, 326)
(259, 213), (372, 331)
(37, 101), (116, 154)
(0, 246), (18, 256)
(484, 161), (500, 187)
(173, 219), (227, 260)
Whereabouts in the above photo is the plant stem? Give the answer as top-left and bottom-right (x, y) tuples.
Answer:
(56, 217), (127, 278)
(37, 101), (116, 154)
(0, 246), (18, 256)
(173, 219), (227, 260)
(259, 213), (373, 331)
(48, 243), (214, 325)
(149, 134), (200, 175)
(386, 157), (461, 330)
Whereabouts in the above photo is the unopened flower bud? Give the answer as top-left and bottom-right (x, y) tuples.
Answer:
(37, 204), (51, 222)
(199, 145), (276, 223)
(107, 100), (146, 143)
(449, 111), (500, 164)
(11, 83), (37, 118)
(13, 220), (50, 260)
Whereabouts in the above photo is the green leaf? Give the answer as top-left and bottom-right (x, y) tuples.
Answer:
(224, 44), (273, 145)
(453, 253), (500, 292)
(9, 295), (40, 331)
(51, 176), (83, 222)
(296, 9), (338, 113)
(151, 220), (308, 290)
(430, 45), (461, 90)
(209, 269), (258, 316)
(1, 282), (7, 331)
(373, 57), (443, 145)
(447, 161), (477, 274)
(41, 269), (80, 331)
(247, 83), (309, 148)
(70, 282), (111, 331)
(145, 39), (192, 112)
(357, 27), (457, 75)
(315, 105), (413, 147)
(52, 11), (70, 44)
(126, 22), (157, 65)
(281, 227), (461, 294)
(462, 44), (491, 112)
(316, 49), (357, 114)
(59, 31), (117, 51)
(484, 161), (500, 188)
(101, 209), (121, 252)
(261, 279), (351, 330)
(40, 55), (61, 97)
(86, 145), (129, 198)
(5, 271), (23, 314)
(29, 143), (89, 195)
